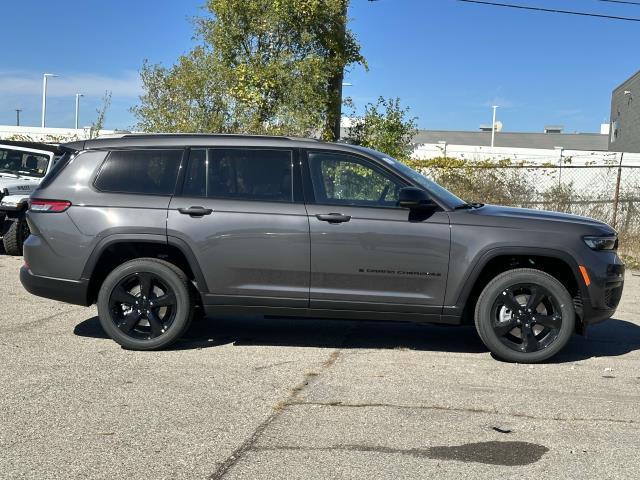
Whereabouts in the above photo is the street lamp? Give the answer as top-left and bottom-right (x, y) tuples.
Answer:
(75, 93), (84, 129)
(491, 105), (499, 149)
(41, 73), (59, 128)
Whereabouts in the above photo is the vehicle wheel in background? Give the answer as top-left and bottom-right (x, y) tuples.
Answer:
(475, 268), (576, 363)
(3, 217), (30, 256)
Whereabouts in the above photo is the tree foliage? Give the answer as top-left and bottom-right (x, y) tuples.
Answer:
(345, 97), (418, 160)
(132, 0), (364, 137)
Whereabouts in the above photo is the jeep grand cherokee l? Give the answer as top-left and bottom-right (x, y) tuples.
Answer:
(20, 134), (625, 362)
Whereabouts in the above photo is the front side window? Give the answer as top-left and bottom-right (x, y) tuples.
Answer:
(182, 148), (293, 202)
(95, 149), (182, 195)
(308, 151), (405, 207)
(0, 148), (50, 178)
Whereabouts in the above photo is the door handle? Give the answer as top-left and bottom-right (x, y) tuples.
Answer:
(178, 206), (213, 217)
(316, 213), (351, 224)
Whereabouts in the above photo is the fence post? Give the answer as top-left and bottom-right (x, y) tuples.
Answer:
(612, 152), (624, 229)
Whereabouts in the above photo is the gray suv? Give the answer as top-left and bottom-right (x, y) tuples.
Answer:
(20, 134), (625, 362)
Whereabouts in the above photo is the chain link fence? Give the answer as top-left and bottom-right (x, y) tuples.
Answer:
(412, 159), (640, 266)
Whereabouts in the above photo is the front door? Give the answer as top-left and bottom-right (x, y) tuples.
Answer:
(303, 150), (450, 315)
(167, 147), (310, 308)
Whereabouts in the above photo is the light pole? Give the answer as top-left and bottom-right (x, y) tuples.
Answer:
(490, 105), (499, 149)
(41, 73), (58, 128)
(75, 93), (84, 129)
(16, 109), (22, 126)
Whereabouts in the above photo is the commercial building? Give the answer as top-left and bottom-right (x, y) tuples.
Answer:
(610, 69), (640, 153)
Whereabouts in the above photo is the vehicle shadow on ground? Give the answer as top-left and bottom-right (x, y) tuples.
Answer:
(74, 315), (640, 362)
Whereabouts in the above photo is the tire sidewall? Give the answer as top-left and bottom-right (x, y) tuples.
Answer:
(475, 269), (575, 363)
(97, 260), (191, 350)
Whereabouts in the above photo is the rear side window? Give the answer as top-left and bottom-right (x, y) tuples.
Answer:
(95, 149), (182, 195)
(182, 148), (293, 202)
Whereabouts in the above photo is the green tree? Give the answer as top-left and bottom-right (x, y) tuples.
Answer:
(345, 97), (418, 160)
(132, 0), (365, 138)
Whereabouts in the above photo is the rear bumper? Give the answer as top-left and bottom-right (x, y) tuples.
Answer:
(20, 266), (90, 306)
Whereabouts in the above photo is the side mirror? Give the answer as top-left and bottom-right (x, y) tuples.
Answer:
(398, 187), (436, 210)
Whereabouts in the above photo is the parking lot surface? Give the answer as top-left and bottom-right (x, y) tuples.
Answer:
(1, 254), (639, 479)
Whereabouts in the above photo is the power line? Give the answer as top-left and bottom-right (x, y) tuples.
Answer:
(598, 0), (640, 5)
(457, 0), (640, 21)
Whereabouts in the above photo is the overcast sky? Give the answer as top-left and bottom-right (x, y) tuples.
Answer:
(1, 0), (639, 133)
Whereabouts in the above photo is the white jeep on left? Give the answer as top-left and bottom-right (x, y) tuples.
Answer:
(0, 141), (62, 255)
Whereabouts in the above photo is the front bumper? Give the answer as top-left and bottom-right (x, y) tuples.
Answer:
(20, 266), (90, 306)
(580, 262), (625, 327)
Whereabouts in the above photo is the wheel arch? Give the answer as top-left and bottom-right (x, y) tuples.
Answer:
(453, 247), (587, 328)
(83, 234), (208, 304)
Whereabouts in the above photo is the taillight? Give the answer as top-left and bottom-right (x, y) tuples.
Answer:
(29, 199), (71, 213)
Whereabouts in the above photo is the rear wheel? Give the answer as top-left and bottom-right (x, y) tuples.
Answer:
(3, 217), (29, 256)
(97, 258), (194, 350)
(474, 268), (575, 363)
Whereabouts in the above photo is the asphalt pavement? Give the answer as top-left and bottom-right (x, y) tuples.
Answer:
(1, 254), (639, 479)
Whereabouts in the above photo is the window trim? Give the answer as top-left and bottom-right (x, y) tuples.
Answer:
(92, 148), (187, 197)
(301, 148), (410, 209)
(177, 146), (302, 204)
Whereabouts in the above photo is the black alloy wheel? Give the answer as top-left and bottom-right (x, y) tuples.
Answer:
(97, 258), (194, 350)
(109, 272), (177, 340)
(475, 268), (575, 363)
(491, 283), (562, 354)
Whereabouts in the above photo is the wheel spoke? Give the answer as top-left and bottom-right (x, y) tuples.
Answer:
(138, 273), (153, 298)
(118, 311), (141, 333)
(526, 287), (545, 311)
(111, 285), (138, 306)
(147, 310), (164, 338)
(494, 319), (518, 337)
(534, 314), (561, 330)
(521, 324), (538, 352)
(500, 289), (522, 312)
(153, 292), (176, 308)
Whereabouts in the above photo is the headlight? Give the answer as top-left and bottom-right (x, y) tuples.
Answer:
(583, 235), (618, 251)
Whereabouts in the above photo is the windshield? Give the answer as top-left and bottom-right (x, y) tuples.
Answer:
(0, 147), (50, 178)
(352, 146), (465, 208)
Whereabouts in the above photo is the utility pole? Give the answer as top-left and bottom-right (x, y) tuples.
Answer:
(41, 73), (58, 128)
(75, 93), (84, 129)
(491, 105), (498, 149)
(326, 0), (348, 141)
(16, 109), (22, 126)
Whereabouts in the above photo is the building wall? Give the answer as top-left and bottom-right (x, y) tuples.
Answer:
(0, 125), (117, 142)
(610, 70), (640, 153)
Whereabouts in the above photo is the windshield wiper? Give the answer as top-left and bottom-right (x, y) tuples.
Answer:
(454, 202), (485, 210)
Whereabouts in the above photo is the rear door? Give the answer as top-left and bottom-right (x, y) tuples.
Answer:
(303, 150), (450, 316)
(167, 147), (310, 308)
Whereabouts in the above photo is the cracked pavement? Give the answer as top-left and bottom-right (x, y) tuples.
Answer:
(1, 254), (639, 479)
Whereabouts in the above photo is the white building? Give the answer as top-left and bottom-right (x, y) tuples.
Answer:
(0, 125), (121, 142)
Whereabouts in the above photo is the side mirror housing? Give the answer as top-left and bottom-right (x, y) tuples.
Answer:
(398, 187), (436, 210)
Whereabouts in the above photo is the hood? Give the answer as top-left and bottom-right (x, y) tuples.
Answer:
(472, 204), (615, 233)
(0, 176), (39, 197)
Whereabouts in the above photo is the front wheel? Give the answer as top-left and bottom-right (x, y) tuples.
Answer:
(475, 268), (575, 363)
(97, 258), (194, 350)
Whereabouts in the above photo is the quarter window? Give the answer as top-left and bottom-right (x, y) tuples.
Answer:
(182, 148), (293, 202)
(95, 149), (182, 195)
(308, 152), (404, 207)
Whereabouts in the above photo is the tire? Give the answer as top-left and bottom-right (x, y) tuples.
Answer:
(474, 268), (575, 363)
(3, 217), (29, 256)
(97, 258), (194, 350)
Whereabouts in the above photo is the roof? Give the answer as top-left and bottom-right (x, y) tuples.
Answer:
(64, 133), (325, 151)
(612, 69), (640, 94)
(0, 140), (63, 153)
(413, 130), (610, 151)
